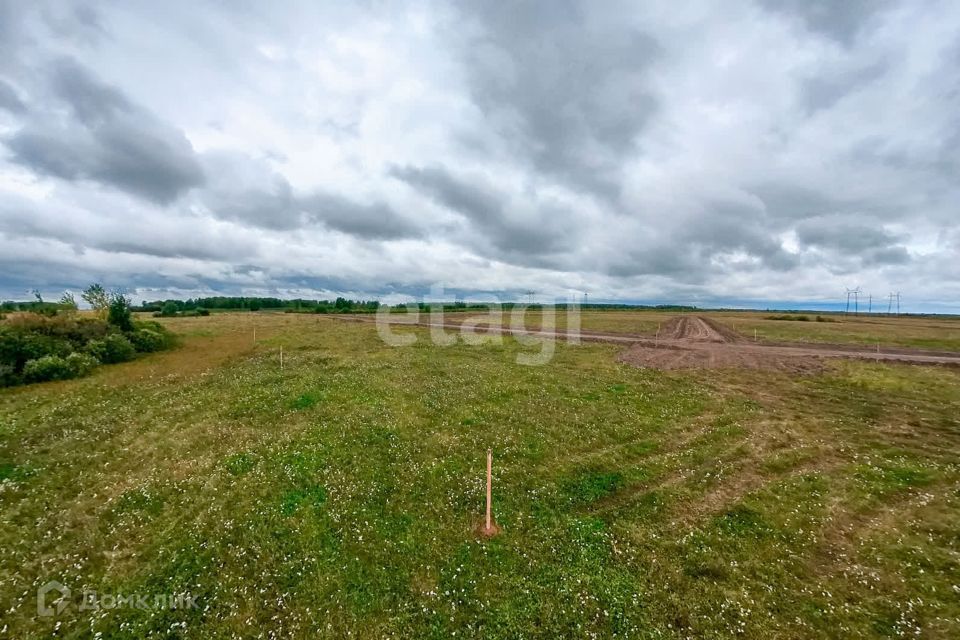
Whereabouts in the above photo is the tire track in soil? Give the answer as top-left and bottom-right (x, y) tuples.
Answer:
(329, 314), (960, 371)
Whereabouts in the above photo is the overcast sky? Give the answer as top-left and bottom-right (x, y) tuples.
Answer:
(1, 1), (958, 311)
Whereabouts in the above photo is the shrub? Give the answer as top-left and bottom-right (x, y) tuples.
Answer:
(0, 363), (17, 387)
(87, 334), (136, 364)
(0, 327), (72, 371)
(197, 308), (210, 316)
(129, 328), (168, 353)
(159, 302), (179, 317)
(108, 294), (135, 332)
(4, 314), (111, 350)
(65, 352), (99, 377)
(22, 355), (74, 383)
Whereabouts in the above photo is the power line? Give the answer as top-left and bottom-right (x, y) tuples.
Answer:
(845, 286), (861, 315)
(887, 291), (902, 316)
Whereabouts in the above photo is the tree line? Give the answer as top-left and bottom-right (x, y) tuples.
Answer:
(138, 297), (382, 315)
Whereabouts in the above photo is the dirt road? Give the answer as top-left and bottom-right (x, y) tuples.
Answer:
(334, 314), (960, 371)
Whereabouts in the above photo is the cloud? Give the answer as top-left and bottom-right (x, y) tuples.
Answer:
(300, 193), (423, 240)
(451, 0), (660, 199)
(795, 215), (906, 253)
(200, 152), (421, 238)
(758, 0), (894, 45)
(0, 79), (25, 113)
(0, 0), (958, 311)
(5, 58), (204, 204)
(390, 163), (576, 257)
(800, 60), (889, 113)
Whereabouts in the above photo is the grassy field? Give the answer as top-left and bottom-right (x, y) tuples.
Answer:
(709, 312), (960, 352)
(1, 312), (959, 638)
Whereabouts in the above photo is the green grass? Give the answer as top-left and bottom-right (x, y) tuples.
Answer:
(1, 315), (959, 638)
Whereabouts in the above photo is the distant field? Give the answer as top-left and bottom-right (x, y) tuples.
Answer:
(1, 313), (959, 637)
(707, 311), (960, 352)
(431, 308), (960, 352)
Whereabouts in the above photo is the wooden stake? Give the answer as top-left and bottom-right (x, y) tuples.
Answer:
(485, 449), (492, 533)
(754, 328), (757, 342)
(253, 327), (256, 344)
(280, 346), (283, 370)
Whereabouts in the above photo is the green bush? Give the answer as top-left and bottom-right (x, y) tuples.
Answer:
(22, 355), (74, 383)
(0, 327), (73, 371)
(0, 363), (17, 387)
(108, 294), (135, 332)
(129, 328), (168, 353)
(65, 352), (99, 377)
(87, 334), (136, 364)
(159, 302), (179, 317)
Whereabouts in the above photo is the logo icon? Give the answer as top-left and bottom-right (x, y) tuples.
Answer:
(37, 581), (71, 617)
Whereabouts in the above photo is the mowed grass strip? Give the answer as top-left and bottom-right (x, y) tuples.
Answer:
(0, 313), (958, 638)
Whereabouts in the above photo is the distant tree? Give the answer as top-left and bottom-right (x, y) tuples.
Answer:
(160, 302), (179, 317)
(82, 284), (110, 317)
(107, 293), (135, 332)
(59, 292), (78, 312)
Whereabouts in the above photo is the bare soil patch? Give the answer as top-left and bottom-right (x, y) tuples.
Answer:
(621, 316), (823, 372)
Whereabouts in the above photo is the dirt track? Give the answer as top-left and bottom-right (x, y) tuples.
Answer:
(334, 314), (960, 371)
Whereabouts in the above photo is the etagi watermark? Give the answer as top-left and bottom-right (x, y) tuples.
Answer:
(37, 581), (197, 617)
(375, 286), (582, 366)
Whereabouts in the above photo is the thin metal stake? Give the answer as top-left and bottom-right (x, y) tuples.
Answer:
(485, 449), (492, 533)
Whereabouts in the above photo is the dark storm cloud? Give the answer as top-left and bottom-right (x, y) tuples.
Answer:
(41, 3), (108, 46)
(607, 200), (799, 281)
(800, 60), (888, 113)
(0, 79), (25, 113)
(5, 58), (204, 204)
(0, 196), (256, 261)
(796, 216), (902, 252)
(199, 152), (300, 230)
(200, 153), (420, 238)
(684, 202), (799, 271)
(751, 183), (852, 220)
(606, 245), (705, 279)
(758, 0), (893, 45)
(390, 164), (573, 255)
(796, 215), (910, 266)
(390, 164), (501, 222)
(300, 193), (423, 240)
(863, 246), (910, 266)
(453, 0), (660, 198)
